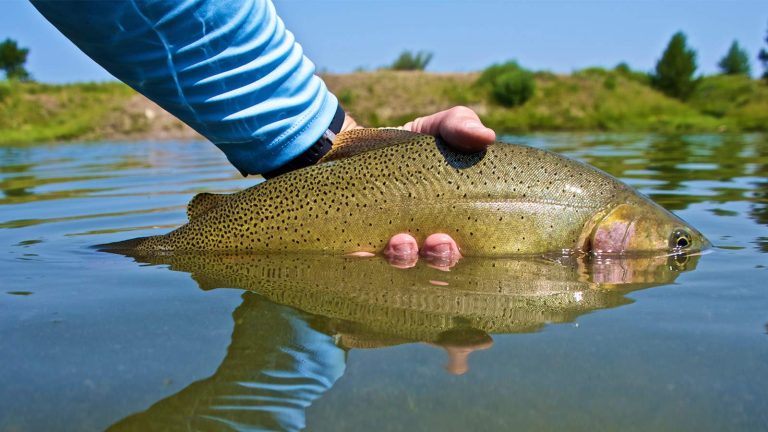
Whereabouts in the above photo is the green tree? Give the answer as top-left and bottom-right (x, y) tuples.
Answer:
(718, 40), (751, 75)
(759, 22), (768, 80)
(0, 38), (31, 81)
(651, 32), (698, 100)
(388, 50), (433, 71)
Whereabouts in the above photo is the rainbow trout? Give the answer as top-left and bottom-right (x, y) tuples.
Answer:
(102, 129), (709, 256)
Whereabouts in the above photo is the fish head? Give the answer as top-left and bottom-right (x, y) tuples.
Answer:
(582, 200), (710, 256)
(586, 251), (700, 287)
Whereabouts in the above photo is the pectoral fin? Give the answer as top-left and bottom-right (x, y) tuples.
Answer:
(319, 128), (427, 163)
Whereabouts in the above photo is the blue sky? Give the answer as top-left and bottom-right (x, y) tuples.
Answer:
(2, 0), (766, 83)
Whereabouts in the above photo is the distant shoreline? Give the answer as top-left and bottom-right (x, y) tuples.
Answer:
(1, 70), (766, 146)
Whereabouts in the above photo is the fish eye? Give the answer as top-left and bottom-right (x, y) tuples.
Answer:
(670, 229), (691, 249)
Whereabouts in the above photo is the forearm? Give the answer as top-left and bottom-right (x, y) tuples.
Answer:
(31, 0), (338, 175)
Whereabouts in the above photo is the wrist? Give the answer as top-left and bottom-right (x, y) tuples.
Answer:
(261, 103), (346, 179)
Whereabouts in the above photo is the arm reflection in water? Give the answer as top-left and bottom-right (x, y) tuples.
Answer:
(109, 293), (346, 432)
(105, 252), (699, 430)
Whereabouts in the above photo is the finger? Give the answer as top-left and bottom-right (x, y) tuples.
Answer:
(440, 341), (494, 375)
(347, 251), (375, 257)
(340, 113), (362, 132)
(402, 106), (496, 152)
(421, 233), (462, 270)
(383, 233), (420, 269)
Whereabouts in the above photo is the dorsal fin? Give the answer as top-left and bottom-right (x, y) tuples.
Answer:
(336, 332), (410, 350)
(319, 128), (428, 163)
(187, 192), (227, 221)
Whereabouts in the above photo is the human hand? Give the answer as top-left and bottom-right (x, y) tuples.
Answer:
(340, 105), (495, 152)
(345, 106), (496, 269)
(399, 105), (496, 152)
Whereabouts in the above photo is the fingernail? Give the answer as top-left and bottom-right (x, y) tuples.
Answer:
(430, 242), (452, 257)
(393, 243), (416, 255)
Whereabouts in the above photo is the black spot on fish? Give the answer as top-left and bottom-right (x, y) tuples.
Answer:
(436, 139), (487, 169)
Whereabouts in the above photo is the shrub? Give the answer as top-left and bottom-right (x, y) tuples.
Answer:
(614, 62), (651, 85)
(388, 50), (433, 71)
(491, 70), (535, 107)
(476, 61), (523, 87)
(574, 67), (610, 77)
(477, 61), (536, 107)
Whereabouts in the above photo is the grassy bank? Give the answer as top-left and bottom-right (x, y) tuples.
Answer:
(0, 81), (200, 145)
(325, 70), (768, 133)
(1, 71), (766, 145)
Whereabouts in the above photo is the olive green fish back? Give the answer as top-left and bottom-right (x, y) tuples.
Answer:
(124, 130), (635, 255)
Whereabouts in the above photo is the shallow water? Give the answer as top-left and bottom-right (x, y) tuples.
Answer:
(1, 134), (766, 431)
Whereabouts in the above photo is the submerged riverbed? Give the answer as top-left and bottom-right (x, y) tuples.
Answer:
(1, 134), (766, 431)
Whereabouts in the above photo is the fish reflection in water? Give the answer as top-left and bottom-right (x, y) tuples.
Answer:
(106, 252), (698, 431)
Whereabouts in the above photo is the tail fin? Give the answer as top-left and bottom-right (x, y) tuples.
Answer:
(95, 236), (152, 253)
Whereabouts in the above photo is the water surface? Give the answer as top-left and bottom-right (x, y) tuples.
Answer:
(1, 134), (766, 431)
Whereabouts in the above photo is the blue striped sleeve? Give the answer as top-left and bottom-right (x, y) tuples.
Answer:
(31, 0), (338, 175)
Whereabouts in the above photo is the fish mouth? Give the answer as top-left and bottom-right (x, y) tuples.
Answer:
(653, 248), (712, 259)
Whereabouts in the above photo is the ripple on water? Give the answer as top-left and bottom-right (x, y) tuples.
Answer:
(1, 134), (767, 432)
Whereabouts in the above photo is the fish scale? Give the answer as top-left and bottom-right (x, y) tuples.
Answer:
(103, 129), (703, 256)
